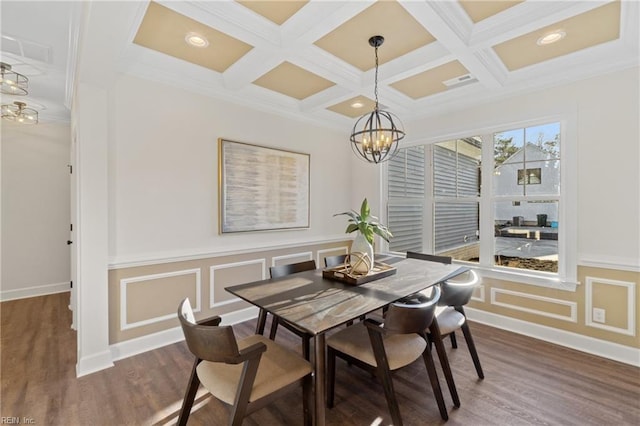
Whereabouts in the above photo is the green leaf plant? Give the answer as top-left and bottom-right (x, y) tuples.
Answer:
(334, 198), (393, 245)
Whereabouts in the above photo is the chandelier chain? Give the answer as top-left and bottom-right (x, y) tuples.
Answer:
(374, 45), (379, 111)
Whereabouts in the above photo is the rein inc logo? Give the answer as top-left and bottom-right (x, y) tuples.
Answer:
(1, 418), (35, 424)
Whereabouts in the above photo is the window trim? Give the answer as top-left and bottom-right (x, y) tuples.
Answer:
(382, 113), (578, 290)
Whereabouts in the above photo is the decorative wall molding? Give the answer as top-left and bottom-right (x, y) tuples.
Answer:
(491, 288), (577, 322)
(579, 255), (640, 272)
(585, 276), (636, 336)
(120, 268), (201, 331)
(0, 282), (70, 302)
(209, 259), (266, 309)
(272, 251), (313, 267)
(108, 235), (349, 269)
(467, 307), (640, 367)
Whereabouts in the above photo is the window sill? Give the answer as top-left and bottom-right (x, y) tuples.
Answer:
(456, 262), (579, 292)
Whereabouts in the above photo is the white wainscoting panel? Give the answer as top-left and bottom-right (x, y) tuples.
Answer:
(491, 288), (577, 322)
(120, 268), (201, 330)
(209, 259), (266, 309)
(585, 276), (636, 336)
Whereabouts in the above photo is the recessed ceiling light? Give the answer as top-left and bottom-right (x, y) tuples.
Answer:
(351, 101), (364, 109)
(185, 32), (209, 48)
(537, 30), (566, 46)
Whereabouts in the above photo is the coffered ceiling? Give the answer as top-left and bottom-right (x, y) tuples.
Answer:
(1, 1), (638, 127)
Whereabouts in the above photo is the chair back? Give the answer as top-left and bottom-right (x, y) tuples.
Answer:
(269, 260), (317, 279)
(178, 298), (240, 363)
(439, 269), (479, 308)
(383, 286), (441, 334)
(324, 254), (347, 268)
(406, 251), (452, 264)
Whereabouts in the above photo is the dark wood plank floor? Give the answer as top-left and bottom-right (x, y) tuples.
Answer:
(1, 293), (639, 425)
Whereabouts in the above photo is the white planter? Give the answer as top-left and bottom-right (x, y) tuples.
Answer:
(350, 232), (374, 274)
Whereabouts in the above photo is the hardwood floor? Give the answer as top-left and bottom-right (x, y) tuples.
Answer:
(1, 293), (638, 425)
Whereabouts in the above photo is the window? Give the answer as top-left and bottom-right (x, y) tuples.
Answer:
(385, 120), (574, 287)
(493, 123), (560, 273)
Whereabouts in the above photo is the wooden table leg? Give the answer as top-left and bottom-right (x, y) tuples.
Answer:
(314, 333), (326, 426)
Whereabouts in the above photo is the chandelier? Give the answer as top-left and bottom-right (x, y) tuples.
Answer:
(350, 35), (405, 164)
(1, 101), (39, 124)
(0, 62), (29, 95)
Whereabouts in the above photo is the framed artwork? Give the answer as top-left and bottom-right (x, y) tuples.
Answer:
(218, 138), (310, 233)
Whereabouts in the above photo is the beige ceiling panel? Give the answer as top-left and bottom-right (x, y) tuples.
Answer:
(252, 62), (335, 100)
(459, 1), (524, 23)
(327, 96), (377, 118)
(390, 60), (470, 99)
(494, 1), (621, 71)
(314, 1), (435, 71)
(237, 1), (308, 25)
(133, 2), (253, 73)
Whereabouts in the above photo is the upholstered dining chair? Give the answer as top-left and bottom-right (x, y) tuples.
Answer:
(405, 251), (457, 345)
(406, 251), (484, 379)
(264, 260), (317, 359)
(176, 298), (312, 426)
(326, 287), (450, 424)
(432, 268), (484, 379)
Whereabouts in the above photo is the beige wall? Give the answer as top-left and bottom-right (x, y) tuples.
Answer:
(109, 240), (349, 344)
(468, 266), (639, 348)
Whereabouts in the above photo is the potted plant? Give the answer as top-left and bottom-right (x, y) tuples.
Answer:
(334, 198), (392, 273)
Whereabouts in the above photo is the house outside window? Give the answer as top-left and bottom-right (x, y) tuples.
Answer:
(386, 121), (573, 286)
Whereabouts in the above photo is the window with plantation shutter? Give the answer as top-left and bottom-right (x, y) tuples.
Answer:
(387, 146), (424, 253)
(433, 141), (481, 254)
(383, 119), (576, 288)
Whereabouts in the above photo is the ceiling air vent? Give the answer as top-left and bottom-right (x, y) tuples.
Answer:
(443, 73), (477, 89)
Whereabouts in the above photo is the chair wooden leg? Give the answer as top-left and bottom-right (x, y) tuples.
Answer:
(450, 331), (458, 348)
(177, 358), (201, 426)
(461, 322), (484, 379)
(421, 337), (448, 421)
(269, 316), (280, 340)
(327, 347), (336, 408)
(229, 357), (261, 426)
(429, 319), (460, 407)
(255, 309), (267, 335)
(368, 329), (403, 426)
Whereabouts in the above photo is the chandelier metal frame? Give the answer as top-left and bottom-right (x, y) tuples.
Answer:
(349, 35), (405, 164)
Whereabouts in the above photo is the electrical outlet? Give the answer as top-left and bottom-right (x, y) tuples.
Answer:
(593, 308), (606, 323)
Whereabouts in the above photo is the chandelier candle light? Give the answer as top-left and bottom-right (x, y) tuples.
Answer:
(350, 35), (405, 164)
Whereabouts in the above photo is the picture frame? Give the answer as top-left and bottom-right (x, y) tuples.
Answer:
(218, 138), (310, 234)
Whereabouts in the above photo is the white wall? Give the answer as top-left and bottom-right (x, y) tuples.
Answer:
(402, 66), (640, 269)
(1, 122), (71, 300)
(109, 74), (354, 265)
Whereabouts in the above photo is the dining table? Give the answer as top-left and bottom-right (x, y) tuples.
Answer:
(225, 254), (469, 426)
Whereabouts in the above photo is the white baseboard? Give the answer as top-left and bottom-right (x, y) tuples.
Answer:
(1, 282), (70, 302)
(76, 350), (114, 377)
(466, 307), (640, 367)
(110, 326), (185, 362)
(109, 306), (259, 362)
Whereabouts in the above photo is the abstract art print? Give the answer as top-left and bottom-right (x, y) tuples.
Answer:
(219, 139), (310, 233)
